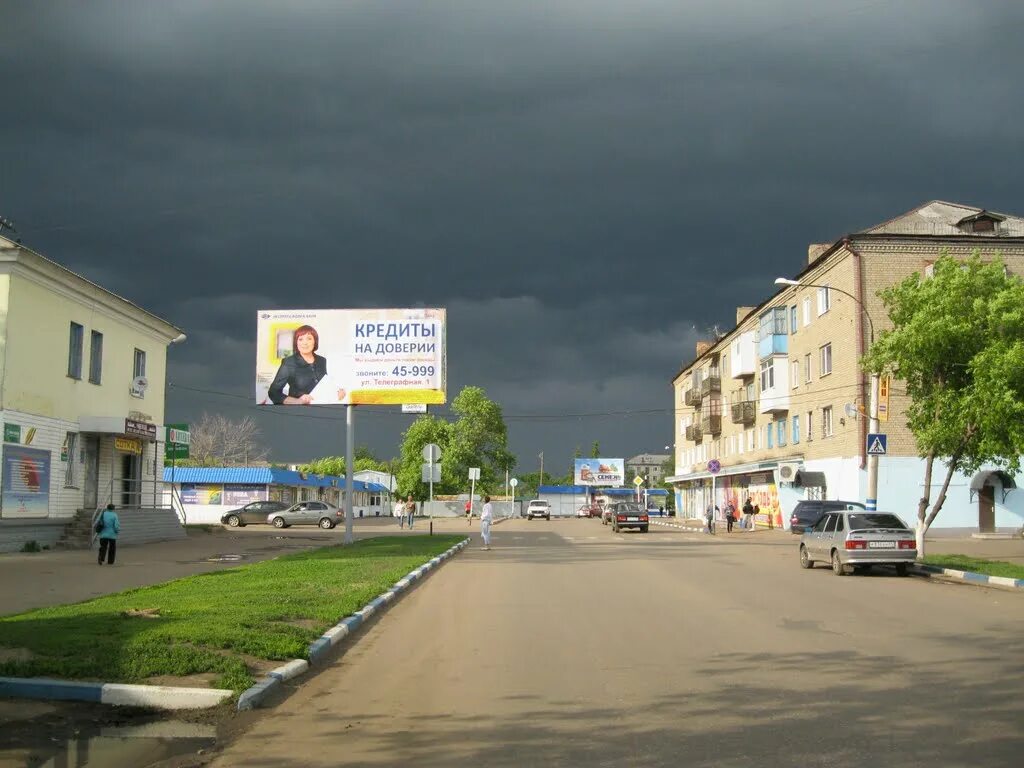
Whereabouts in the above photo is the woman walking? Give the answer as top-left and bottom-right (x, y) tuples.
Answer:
(480, 495), (493, 550)
(95, 503), (121, 565)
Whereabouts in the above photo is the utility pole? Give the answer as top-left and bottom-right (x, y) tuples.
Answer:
(539, 452), (544, 488)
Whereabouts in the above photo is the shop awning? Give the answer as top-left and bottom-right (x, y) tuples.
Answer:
(969, 470), (1017, 502)
(795, 470), (827, 488)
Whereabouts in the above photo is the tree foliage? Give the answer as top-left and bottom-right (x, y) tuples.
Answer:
(176, 414), (268, 466)
(862, 253), (1024, 549)
(298, 446), (389, 477)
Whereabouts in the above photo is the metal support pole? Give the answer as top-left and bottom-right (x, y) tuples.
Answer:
(344, 405), (354, 544)
(867, 372), (880, 511)
(429, 456), (434, 536)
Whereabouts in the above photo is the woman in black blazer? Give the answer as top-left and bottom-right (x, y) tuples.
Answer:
(268, 325), (330, 404)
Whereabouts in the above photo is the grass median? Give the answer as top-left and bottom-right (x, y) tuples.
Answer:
(922, 554), (1024, 581)
(0, 535), (464, 694)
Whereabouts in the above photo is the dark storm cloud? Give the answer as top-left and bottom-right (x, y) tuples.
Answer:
(2, 0), (1023, 465)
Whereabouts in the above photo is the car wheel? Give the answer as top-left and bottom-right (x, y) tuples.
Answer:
(895, 563), (909, 577)
(799, 545), (813, 569)
(831, 550), (847, 576)
(319, 518), (334, 529)
(640, 526), (648, 533)
(225, 515), (240, 528)
(272, 517), (286, 529)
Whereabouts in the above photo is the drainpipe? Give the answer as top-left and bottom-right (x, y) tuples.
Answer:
(849, 238), (868, 472)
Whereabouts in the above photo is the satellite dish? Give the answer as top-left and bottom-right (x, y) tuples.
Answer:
(844, 403), (858, 419)
(130, 376), (149, 397)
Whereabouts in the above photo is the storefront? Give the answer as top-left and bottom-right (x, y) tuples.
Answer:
(670, 460), (791, 529)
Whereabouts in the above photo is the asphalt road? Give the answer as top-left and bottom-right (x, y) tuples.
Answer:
(204, 518), (1023, 767)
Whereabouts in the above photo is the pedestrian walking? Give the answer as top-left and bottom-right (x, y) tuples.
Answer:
(405, 494), (416, 529)
(725, 502), (736, 533)
(95, 503), (120, 565)
(465, 498), (473, 525)
(393, 497), (405, 528)
(756, 503), (766, 529)
(480, 494), (493, 550)
(705, 503), (716, 535)
(742, 497), (755, 531)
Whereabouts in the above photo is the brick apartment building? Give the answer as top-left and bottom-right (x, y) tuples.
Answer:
(667, 201), (1024, 533)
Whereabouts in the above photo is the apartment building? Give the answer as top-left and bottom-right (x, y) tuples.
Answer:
(668, 201), (1024, 533)
(0, 234), (186, 551)
(625, 453), (670, 485)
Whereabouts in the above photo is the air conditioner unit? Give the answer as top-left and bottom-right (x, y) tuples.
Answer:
(777, 462), (801, 483)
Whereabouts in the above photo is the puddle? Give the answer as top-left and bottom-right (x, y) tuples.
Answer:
(205, 553), (245, 563)
(3, 721), (216, 768)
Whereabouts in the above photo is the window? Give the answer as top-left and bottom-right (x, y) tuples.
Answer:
(806, 411), (813, 442)
(88, 331), (103, 384)
(792, 415), (801, 444)
(68, 322), (84, 379)
(134, 348), (147, 378)
(802, 297), (812, 326)
(745, 381), (755, 401)
(804, 353), (812, 383)
(777, 419), (787, 447)
(823, 514), (838, 534)
(817, 285), (831, 315)
(760, 359), (774, 391)
(822, 405), (834, 437)
(767, 423), (773, 449)
(819, 343), (832, 376)
(792, 360), (799, 389)
(790, 306), (798, 334)
(63, 432), (79, 488)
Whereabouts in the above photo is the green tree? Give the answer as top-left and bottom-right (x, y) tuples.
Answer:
(395, 415), (453, 498)
(590, 441), (601, 458)
(297, 446), (388, 477)
(863, 253), (1024, 555)
(443, 386), (515, 492)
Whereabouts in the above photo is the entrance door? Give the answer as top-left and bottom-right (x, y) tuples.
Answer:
(121, 452), (141, 507)
(83, 436), (100, 509)
(978, 484), (995, 533)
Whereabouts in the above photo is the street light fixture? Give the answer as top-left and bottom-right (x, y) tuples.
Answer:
(774, 277), (880, 511)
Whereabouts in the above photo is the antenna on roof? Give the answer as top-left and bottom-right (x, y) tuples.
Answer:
(0, 216), (19, 243)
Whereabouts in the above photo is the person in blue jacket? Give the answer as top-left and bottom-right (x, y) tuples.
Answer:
(95, 503), (121, 565)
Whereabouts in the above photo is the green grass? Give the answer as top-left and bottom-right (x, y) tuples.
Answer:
(0, 535), (463, 693)
(922, 554), (1024, 581)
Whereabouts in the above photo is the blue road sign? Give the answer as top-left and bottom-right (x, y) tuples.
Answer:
(866, 433), (888, 456)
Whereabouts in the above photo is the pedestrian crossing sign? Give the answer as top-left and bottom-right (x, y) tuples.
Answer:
(866, 433), (887, 456)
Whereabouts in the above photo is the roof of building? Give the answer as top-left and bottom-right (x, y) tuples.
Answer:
(162, 466), (382, 491)
(538, 485), (591, 494)
(626, 454), (670, 464)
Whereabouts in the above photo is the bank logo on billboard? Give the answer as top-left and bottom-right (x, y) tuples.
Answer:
(574, 458), (625, 486)
(256, 308), (446, 406)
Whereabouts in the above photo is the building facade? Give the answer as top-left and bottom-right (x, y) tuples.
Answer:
(625, 453), (670, 485)
(0, 235), (185, 552)
(668, 201), (1024, 533)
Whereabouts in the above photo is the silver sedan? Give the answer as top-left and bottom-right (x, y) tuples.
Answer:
(799, 510), (917, 576)
(267, 501), (344, 529)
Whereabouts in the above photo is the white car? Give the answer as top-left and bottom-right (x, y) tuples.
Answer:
(526, 500), (551, 520)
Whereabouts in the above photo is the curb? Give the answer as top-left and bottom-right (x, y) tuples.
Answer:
(0, 677), (233, 710)
(911, 563), (1024, 590)
(237, 537), (470, 710)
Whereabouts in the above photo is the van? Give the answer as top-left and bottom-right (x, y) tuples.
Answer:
(790, 500), (866, 534)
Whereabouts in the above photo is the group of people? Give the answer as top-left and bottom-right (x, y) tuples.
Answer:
(704, 498), (759, 535)
(392, 493), (494, 549)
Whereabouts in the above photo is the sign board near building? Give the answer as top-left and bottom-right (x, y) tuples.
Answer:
(3, 424), (20, 444)
(165, 424), (191, 460)
(114, 437), (143, 455)
(574, 458), (625, 486)
(1, 445), (51, 518)
(255, 308), (447, 406)
(124, 419), (157, 440)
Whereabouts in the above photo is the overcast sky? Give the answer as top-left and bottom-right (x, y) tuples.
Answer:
(3, 0), (1022, 473)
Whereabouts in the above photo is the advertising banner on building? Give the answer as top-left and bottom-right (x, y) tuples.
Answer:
(181, 484), (223, 505)
(223, 484), (266, 506)
(574, 458), (625, 486)
(1, 445), (51, 518)
(255, 308), (446, 406)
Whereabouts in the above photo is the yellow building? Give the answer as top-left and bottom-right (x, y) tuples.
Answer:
(0, 234), (186, 551)
(668, 201), (1024, 533)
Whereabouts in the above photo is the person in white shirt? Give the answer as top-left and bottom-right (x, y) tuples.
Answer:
(480, 495), (493, 550)
(393, 497), (405, 528)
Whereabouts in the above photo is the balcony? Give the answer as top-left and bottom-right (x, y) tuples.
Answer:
(701, 414), (722, 435)
(730, 331), (757, 378)
(730, 400), (756, 425)
(700, 373), (721, 398)
(684, 424), (703, 443)
(684, 389), (702, 407)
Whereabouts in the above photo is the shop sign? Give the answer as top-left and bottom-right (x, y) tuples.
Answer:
(3, 423), (20, 444)
(165, 423), (191, 460)
(115, 437), (143, 454)
(749, 473), (771, 485)
(124, 419), (158, 440)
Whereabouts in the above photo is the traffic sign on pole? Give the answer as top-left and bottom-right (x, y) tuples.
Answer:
(866, 433), (888, 456)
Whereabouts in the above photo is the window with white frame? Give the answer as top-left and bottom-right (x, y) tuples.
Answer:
(134, 348), (147, 378)
(807, 411), (813, 441)
(804, 353), (812, 383)
(790, 306), (798, 334)
(89, 330), (103, 385)
(767, 423), (773, 449)
(822, 405), (834, 437)
(819, 343), (832, 376)
(760, 359), (774, 391)
(792, 414), (800, 444)
(63, 432), (79, 488)
(792, 360), (799, 389)
(817, 285), (831, 315)
(68, 322), (84, 379)
(802, 297), (812, 326)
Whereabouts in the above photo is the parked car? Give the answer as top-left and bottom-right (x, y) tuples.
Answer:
(789, 499), (866, 534)
(221, 500), (289, 527)
(577, 504), (602, 518)
(267, 501), (344, 529)
(799, 510), (916, 576)
(527, 500), (551, 520)
(609, 502), (649, 533)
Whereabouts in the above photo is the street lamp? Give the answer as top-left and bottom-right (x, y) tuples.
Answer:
(774, 277), (880, 511)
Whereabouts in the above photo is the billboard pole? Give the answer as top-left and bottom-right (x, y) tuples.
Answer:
(344, 404), (354, 544)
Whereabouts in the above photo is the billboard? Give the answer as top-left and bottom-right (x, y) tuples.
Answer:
(256, 308), (446, 406)
(574, 458), (625, 486)
(2, 445), (51, 518)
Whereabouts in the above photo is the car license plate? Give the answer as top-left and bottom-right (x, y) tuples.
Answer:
(868, 541), (896, 549)
(627, 517), (639, 521)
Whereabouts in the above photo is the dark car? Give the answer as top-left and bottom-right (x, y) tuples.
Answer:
(221, 500), (290, 527)
(609, 502), (649, 533)
(789, 500), (866, 534)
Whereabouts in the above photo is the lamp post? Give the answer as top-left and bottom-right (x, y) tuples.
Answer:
(774, 278), (879, 511)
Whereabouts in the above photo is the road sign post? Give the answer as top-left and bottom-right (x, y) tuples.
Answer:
(707, 460), (721, 521)
(510, 477), (518, 519)
(422, 443), (441, 535)
(468, 467), (480, 518)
